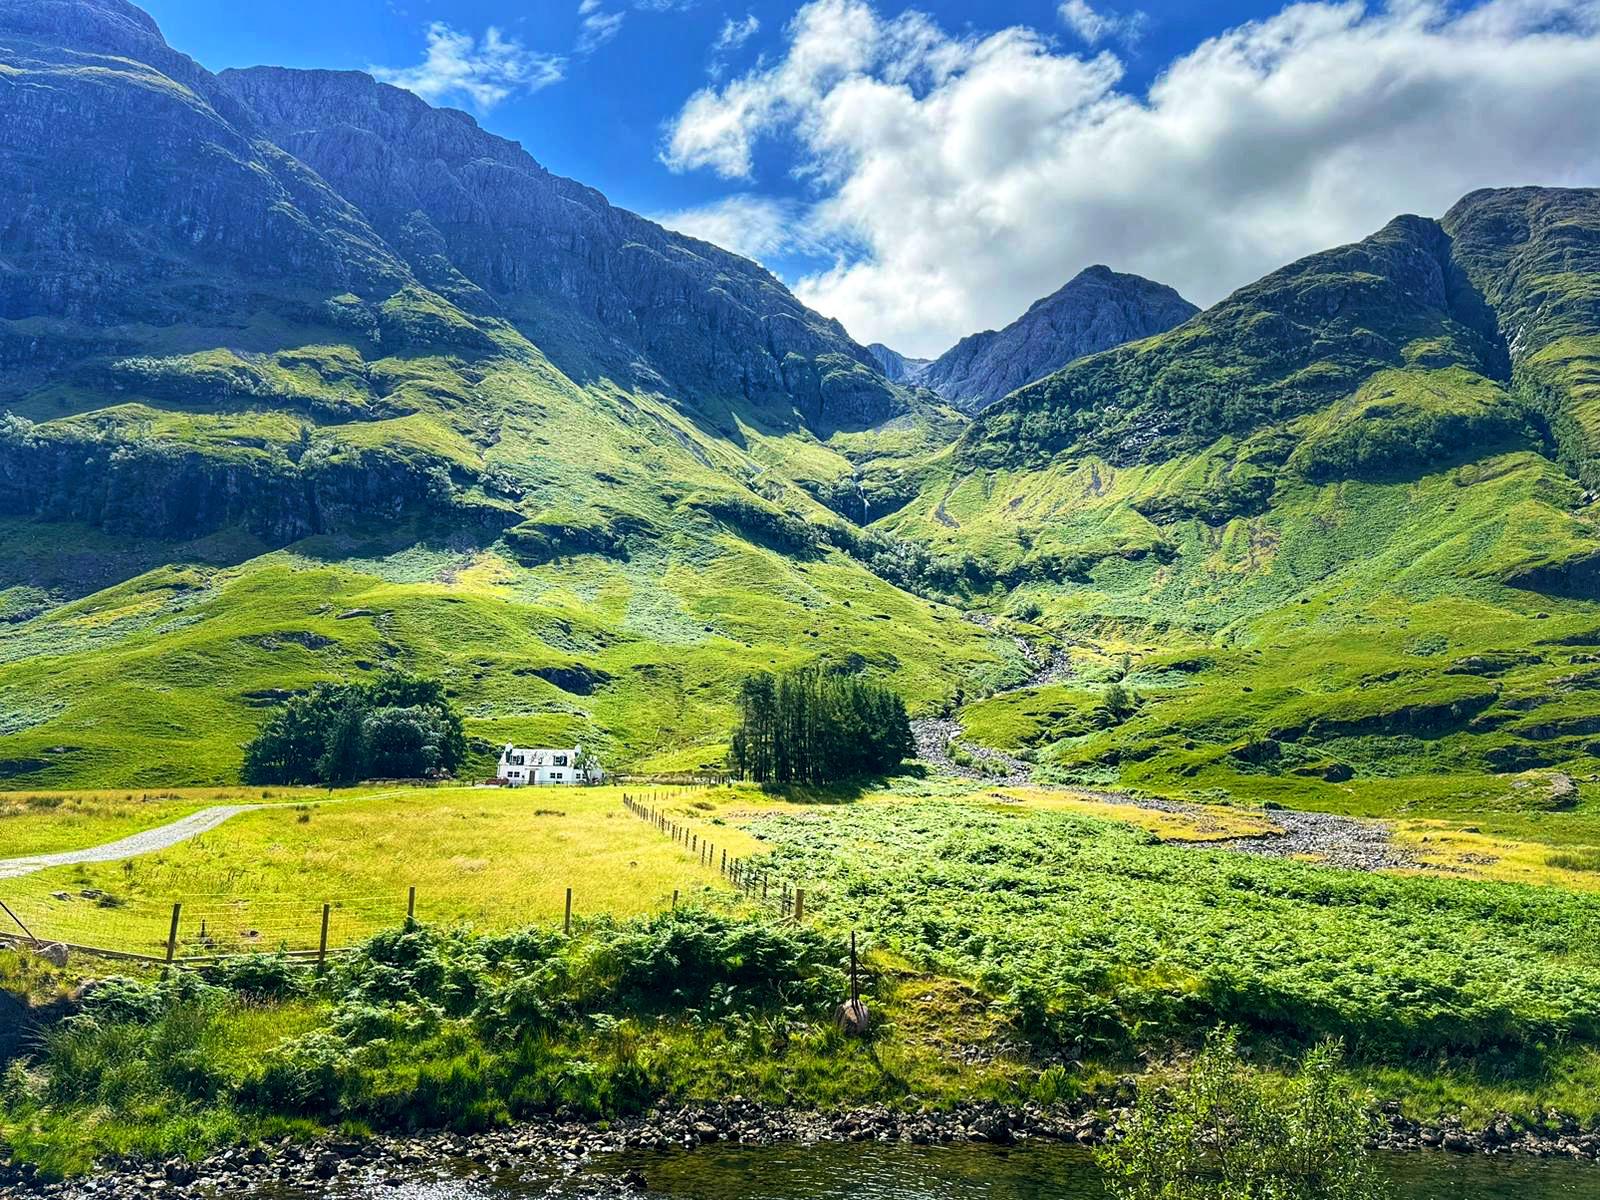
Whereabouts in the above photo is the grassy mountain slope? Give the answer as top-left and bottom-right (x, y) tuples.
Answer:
(0, 0), (1023, 787)
(883, 193), (1600, 814)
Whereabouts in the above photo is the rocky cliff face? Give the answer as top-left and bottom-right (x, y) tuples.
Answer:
(917, 267), (1198, 413)
(0, 0), (408, 333)
(867, 344), (932, 385)
(216, 67), (905, 434)
(0, 0), (925, 546)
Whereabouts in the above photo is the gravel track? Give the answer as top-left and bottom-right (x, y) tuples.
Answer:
(0, 790), (409, 880)
(0, 806), (262, 880)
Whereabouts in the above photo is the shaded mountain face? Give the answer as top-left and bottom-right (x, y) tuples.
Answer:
(1442, 187), (1600, 486)
(215, 67), (903, 436)
(966, 214), (1518, 470)
(916, 267), (1198, 413)
(867, 343), (932, 384)
(0, 0), (916, 544)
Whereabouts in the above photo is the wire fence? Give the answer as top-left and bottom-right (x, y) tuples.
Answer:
(0, 791), (811, 966)
(0, 890), (416, 963)
(622, 792), (807, 921)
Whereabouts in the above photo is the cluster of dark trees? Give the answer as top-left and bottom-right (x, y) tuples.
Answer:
(242, 674), (466, 785)
(728, 666), (913, 785)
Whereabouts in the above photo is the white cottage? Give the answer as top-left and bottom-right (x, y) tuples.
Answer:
(497, 744), (600, 787)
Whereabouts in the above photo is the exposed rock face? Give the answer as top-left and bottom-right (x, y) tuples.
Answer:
(0, 0), (409, 330)
(0, 0), (918, 545)
(216, 67), (905, 433)
(917, 267), (1198, 413)
(867, 343), (932, 385)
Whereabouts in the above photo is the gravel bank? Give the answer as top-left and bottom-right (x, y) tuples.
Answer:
(12, 1097), (1599, 1197)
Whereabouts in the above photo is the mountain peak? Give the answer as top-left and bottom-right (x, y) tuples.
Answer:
(918, 268), (1199, 412)
(0, 0), (164, 44)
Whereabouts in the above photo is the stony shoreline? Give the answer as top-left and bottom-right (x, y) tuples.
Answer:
(10, 1098), (1599, 1197)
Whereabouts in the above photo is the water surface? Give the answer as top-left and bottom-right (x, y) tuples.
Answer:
(253, 1140), (1599, 1199)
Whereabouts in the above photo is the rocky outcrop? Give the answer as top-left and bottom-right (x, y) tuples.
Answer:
(0, 416), (508, 541)
(216, 67), (907, 433)
(918, 267), (1197, 413)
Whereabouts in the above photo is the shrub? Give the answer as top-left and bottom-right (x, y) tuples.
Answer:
(1097, 1032), (1382, 1200)
(242, 673), (466, 785)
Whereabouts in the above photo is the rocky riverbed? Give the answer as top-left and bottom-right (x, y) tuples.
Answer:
(10, 1096), (1600, 1198)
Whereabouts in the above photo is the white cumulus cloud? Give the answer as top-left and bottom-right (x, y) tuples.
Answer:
(1058, 1), (1144, 45)
(653, 194), (831, 260)
(661, 0), (1600, 358)
(373, 22), (565, 110)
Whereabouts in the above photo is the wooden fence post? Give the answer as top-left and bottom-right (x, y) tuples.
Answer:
(564, 887), (573, 934)
(672, 889), (679, 909)
(166, 902), (182, 963)
(721, 848), (727, 872)
(317, 903), (331, 973)
(794, 889), (805, 923)
(407, 886), (416, 920)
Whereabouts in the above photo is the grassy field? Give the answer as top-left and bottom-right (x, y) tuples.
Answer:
(725, 793), (1600, 1126)
(0, 786), (412, 859)
(7, 777), (1600, 1177)
(0, 785), (775, 956)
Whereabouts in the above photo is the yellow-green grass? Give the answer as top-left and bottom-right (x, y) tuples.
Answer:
(0, 522), (1021, 789)
(0, 785), (768, 957)
(990, 786), (1278, 842)
(1392, 820), (1600, 891)
(0, 786), (395, 858)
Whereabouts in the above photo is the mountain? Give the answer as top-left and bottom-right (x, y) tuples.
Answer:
(866, 344), (931, 384)
(3, 0), (1600, 814)
(914, 267), (1198, 413)
(0, 0), (1020, 786)
(215, 67), (904, 437)
(883, 187), (1600, 806)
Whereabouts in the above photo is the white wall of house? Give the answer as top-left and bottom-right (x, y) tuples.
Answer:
(497, 745), (600, 786)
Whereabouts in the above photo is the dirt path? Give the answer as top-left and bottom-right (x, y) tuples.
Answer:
(0, 805), (262, 880)
(0, 789), (410, 881)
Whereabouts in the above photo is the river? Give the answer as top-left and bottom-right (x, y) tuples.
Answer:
(246, 1141), (1598, 1199)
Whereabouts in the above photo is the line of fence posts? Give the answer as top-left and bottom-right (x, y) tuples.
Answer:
(621, 791), (805, 922)
(10, 790), (808, 966)
(43, 873), (592, 965)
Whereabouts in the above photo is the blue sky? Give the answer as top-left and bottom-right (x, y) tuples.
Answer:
(143, 1), (1261, 216)
(142, 0), (1600, 355)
